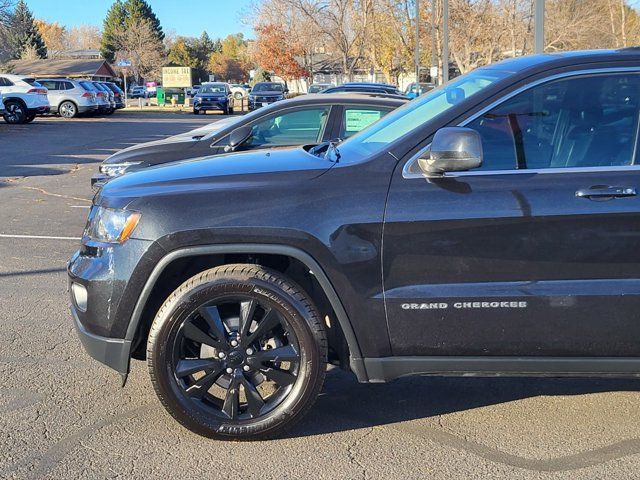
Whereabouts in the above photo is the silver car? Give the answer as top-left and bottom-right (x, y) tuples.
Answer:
(37, 78), (97, 118)
(93, 81), (116, 114)
(79, 81), (109, 115)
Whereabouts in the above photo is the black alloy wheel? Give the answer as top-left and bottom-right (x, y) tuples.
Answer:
(3, 101), (27, 124)
(148, 265), (327, 440)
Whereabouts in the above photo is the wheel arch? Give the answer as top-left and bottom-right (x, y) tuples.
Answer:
(3, 96), (27, 108)
(125, 244), (368, 381)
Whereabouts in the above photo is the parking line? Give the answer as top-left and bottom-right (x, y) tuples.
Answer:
(0, 234), (80, 241)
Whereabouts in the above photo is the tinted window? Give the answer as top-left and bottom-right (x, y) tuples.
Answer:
(80, 81), (95, 91)
(38, 80), (56, 90)
(340, 107), (392, 139)
(0, 77), (12, 86)
(246, 107), (331, 147)
(64, 82), (74, 90)
(200, 84), (227, 94)
(467, 72), (640, 170)
(252, 83), (285, 93)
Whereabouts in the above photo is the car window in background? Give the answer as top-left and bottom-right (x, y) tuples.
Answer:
(39, 80), (59, 90)
(245, 107), (330, 147)
(253, 83), (285, 93)
(80, 81), (96, 91)
(334, 68), (510, 159)
(200, 85), (227, 94)
(340, 107), (392, 139)
(467, 72), (640, 170)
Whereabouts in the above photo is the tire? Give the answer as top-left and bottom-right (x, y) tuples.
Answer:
(147, 264), (328, 440)
(3, 100), (27, 124)
(24, 113), (36, 123)
(59, 101), (77, 119)
(229, 107), (234, 115)
(223, 107), (229, 115)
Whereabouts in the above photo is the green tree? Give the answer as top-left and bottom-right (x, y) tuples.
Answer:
(101, 0), (163, 63)
(101, 0), (126, 62)
(9, 0), (47, 59)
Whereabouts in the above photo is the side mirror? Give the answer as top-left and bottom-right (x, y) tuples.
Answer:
(418, 127), (483, 177)
(224, 125), (253, 153)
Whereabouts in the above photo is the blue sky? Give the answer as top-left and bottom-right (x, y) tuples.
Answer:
(24, 0), (255, 39)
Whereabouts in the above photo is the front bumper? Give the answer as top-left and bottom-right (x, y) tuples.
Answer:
(194, 100), (228, 112)
(71, 305), (131, 374)
(68, 238), (158, 374)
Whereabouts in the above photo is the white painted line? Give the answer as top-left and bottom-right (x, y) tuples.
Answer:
(70, 205), (91, 209)
(0, 234), (80, 241)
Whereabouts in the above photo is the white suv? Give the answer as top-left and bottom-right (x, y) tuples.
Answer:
(0, 73), (50, 124)
(37, 78), (97, 118)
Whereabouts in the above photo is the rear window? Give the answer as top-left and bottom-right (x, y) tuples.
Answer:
(80, 81), (95, 91)
(22, 78), (40, 86)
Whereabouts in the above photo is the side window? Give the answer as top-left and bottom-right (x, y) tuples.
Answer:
(340, 107), (391, 139)
(39, 80), (58, 90)
(0, 77), (13, 87)
(245, 107), (331, 147)
(467, 72), (640, 170)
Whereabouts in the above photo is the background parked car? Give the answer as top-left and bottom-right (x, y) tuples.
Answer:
(0, 74), (50, 124)
(129, 86), (146, 98)
(192, 82), (234, 115)
(36, 78), (97, 118)
(405, 82), (435, 99)
(321, 82), (404, 96)
(0, 95), (4, 117)
(248, 82), (287, 110)
(81, 81), (110, 114)
(92, 93), (407, 188)
(103, 82), (126, 110)
(229, 84), (249, 100)
(308, 83), (333, 93)
(94, 82), (116, 114)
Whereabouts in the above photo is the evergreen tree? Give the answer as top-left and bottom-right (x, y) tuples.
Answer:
(101, 0), (126, 63)
(9, 0), (46, 59)
(101, 0), (163, 63)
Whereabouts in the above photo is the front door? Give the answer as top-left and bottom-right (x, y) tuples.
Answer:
(383, 69), (640, 357)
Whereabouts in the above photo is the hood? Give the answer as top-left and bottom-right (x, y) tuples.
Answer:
(102, 118), (235, 166)
(97, 146), (333, 206)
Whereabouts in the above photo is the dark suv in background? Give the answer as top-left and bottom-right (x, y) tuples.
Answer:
(70, 49), (640, 441)
(248, 82), (287, 110)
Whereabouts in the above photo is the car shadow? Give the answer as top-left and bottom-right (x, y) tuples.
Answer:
(289, 368), (640, 438)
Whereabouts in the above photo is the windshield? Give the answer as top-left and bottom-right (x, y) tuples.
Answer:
(253, 83), (284, 93)
(337, 68), (510, 158)
(200, 84), (226, 94)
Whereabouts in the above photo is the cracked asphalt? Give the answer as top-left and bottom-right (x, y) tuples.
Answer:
(3, 112), (640, 479)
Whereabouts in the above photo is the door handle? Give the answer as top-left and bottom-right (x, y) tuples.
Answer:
(576, 186), (637, 199)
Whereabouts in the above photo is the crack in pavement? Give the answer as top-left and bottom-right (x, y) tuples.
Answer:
(0, 404), (155, 478)
(397, 419), (640, 473)
(347, 426), (376, 480)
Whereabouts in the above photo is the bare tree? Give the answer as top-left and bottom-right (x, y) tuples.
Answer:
(66, 25), (102, 51)
(112, 19), (165, 83)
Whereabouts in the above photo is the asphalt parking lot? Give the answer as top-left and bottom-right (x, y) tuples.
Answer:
(3, 112), (640, 479)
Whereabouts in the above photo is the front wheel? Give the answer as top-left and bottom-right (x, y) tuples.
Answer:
(147, 264), (328, 440)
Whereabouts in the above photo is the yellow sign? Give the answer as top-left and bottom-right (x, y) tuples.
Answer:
(162, 67), (192, 88)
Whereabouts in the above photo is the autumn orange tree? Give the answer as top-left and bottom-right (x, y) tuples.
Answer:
(253, 24), (310, 81)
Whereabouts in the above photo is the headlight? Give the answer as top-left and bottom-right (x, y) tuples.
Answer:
(84, 206), (141, 244)
(248, 95), (256, 101)
(276, 95), (284, 100)
(99, 161), (141, 178)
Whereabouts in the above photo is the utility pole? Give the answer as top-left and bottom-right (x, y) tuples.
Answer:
(415, 0), (420, 83)
(534, 0), (545, 54)
(431, 0), (436, 84)
(442, 0), (449, 83)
